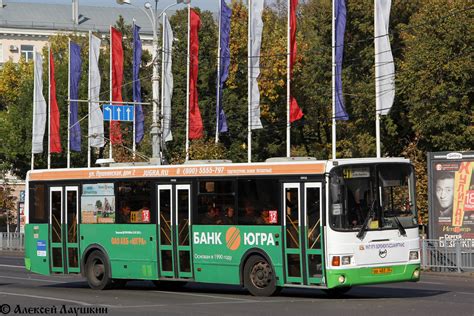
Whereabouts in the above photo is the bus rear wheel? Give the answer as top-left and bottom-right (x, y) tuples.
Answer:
(85, 250), (112, 290)
(243, 255), (278, 297)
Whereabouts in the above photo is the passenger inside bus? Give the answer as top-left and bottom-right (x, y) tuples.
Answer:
(256, 209), (271, 224)
(117, 202), (131, 223)
(222, 206), (236, 225)
(240, 201), (256, 225)
(201, 206), (221, 224)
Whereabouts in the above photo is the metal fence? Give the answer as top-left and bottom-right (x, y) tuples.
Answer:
(0, 232), (24, 251)
(421, 238), (474, 272)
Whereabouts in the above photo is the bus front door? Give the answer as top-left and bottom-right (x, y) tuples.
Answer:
(157, 184), (193, 280)
(283, 182), (324, 285)
(49, 186), (80, 274)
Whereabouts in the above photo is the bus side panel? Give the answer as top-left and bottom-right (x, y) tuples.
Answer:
(80, 224), (157, 280)
(192, 225), (284, 286)
(24, 223), (50, 275)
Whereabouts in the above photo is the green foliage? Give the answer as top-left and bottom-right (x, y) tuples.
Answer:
(0, 0), (471, 224)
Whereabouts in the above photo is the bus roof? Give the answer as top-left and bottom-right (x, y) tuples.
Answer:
(27, 157), (410, 182)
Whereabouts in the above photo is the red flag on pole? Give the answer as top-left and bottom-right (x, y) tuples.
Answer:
(111, 27), (123, 144)
(189, 9), (203, 139)
(49, 50), (62, 153)
(289, 0), (303, 122)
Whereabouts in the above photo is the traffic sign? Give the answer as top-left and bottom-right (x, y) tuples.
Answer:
(103, 104), (134, 122)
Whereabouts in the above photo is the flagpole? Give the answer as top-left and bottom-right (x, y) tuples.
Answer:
(31, 48), (37, 171)
(331, 0), (337, 160)
(286, 0), (291, 158)
(87, 31), (92, 168)
(109, 26), (113, 161)
(48, 45), (51, 169)
(185, 4), (191, 161)
(247, 0), (252, 163)
(67, 39), (71, 168)
(133, 22), (137, 160)
(374, 0), (381, 158)
(160, 15), (166, 153)
(215, 0), (222, 144)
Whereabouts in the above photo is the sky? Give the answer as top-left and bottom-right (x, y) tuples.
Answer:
(10, 0), (218, 11)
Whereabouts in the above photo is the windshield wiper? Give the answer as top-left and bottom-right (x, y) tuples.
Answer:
(393, 216), (407, 237)
(357, 200), (376, 240)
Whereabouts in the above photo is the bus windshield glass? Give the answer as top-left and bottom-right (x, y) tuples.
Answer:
(329, 163), (417, 231)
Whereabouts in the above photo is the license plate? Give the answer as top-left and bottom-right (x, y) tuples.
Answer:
(372, 267), (392, 274)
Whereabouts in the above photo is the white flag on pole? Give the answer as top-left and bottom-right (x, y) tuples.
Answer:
(32, 52), (47, 154)
(162, 14), (174, 142)
(250, 0), (264, 130)
(375, 0), (395, 115)
(88, 34), (104, 148)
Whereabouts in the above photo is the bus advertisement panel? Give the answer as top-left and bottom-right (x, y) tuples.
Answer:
(428, 151), (474, 246)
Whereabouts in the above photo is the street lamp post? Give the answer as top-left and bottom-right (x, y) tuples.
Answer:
(117, 0), (189, 164)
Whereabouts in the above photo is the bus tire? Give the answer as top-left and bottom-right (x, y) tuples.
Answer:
(85, 250), (112, 290)
(243, 255), (278, 297)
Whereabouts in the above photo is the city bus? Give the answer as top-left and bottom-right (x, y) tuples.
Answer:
(24, 157), (421, 296)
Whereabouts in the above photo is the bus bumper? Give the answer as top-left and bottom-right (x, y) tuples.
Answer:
(326, 263), (421, 288)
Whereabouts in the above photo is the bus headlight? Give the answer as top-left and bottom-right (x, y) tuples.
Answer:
(338, 275), (346, 284)
(409, 250), (419, 260)
(341, 255), (352, 265)
(413, 269), (420, 279)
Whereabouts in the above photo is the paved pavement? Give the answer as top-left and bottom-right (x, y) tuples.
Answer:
(0, 254), (473, 316)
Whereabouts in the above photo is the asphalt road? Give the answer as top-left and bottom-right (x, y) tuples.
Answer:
(0, 255), (473, 316)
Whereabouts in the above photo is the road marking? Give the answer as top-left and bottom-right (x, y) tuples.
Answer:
(152, 290), (254, 301)
(0, 291), (92, 306)
(0, 275), (67, 284)
(0, 264), (25, 269)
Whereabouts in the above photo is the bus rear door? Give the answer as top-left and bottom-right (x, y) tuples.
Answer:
(157, 184), (193, 280)
(49, 186), (80, 274)
(283, 182), (324, 285)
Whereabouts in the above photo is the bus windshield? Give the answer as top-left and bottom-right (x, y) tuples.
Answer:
(329, 163), (417, 232)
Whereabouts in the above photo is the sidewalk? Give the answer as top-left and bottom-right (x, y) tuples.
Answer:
(0, 250), (24, 257)
(421, 270), (474, 278)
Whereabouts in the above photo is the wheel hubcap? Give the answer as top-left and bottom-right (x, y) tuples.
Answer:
(250, 261), (272, 289)
(92, 260), (104, 280)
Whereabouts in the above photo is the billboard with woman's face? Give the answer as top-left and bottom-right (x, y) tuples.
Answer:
(428, 152), (474, 246)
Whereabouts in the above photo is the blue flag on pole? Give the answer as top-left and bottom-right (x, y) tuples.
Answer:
(217, 0), (231, 133)
(335, 0), (349, 120)
(70, 41), (82, 151)
(133, 24), (145, 144)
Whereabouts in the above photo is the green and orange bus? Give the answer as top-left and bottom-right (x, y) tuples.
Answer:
(24, 157), (420, 296)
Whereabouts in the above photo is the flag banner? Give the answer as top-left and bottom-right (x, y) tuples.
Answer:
(335, 0), (349, 120)
(70, 41), (82, 152)
(133, 24), (145, 144)
(250, 0), (264, 130)
(375, 0), (395, 115)
(162, 15), (174, 142)
(111, 27), (123, 144)
(32, 52), (47, 154)
(189, 9), (203, 139)
(217, 0), (231, 133)
(49, 50), (61, 153)
(89, 34), (104, 148)
(289, 0), (303, 123)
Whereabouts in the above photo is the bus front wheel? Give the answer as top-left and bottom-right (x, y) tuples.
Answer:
(85, 250), (112, 290)
(243, 255), (279, 297)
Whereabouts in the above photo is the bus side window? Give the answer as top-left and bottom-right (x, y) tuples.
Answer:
(29, 184), (48, 223)
(238, 179), (280, 225)
(196, 180), (235, 225)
